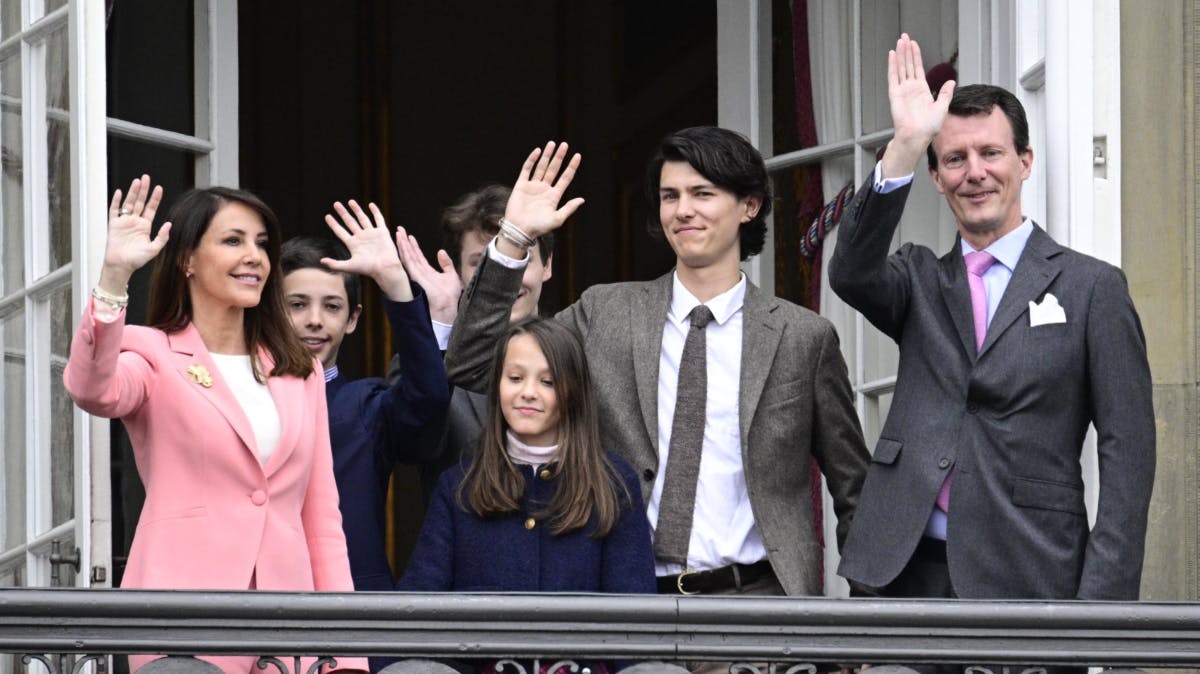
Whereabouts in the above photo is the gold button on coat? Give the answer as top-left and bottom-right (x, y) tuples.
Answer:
(539, 469), (552, 480)
(524, 518), (536, 529)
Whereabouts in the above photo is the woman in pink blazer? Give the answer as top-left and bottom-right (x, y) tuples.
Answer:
(64, 176), (365, 673)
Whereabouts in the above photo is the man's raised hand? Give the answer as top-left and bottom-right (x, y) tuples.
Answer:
(880, 33), (955, 178)
(395, 226), (461, 324)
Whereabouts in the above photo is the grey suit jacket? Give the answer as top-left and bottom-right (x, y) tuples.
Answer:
(387, 355), (485, 504)
(445, 255), (869, 596)
(829, 178), (1155, 600)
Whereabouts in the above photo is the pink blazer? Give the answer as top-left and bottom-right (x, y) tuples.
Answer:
(65, 300), (365, 671)
(64, 299), (354, 592)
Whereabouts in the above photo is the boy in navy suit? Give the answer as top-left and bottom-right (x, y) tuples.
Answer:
(281, 200), (448, 600)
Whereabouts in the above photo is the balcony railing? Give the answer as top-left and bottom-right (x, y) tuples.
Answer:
(2, 588), (1199, 673)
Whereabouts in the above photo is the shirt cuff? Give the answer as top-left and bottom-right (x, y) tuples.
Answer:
(90, 296), (125, 324)
(431, 320), (452, 351)
(487, 237), (530, 270)
(873, 160), (914, 194)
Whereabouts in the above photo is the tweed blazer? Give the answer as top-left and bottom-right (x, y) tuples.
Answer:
(829, 178), (1155, 600)
(445, 255), (870, 596)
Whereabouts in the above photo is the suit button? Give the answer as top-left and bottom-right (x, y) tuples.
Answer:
(642, 469), (655, 482)
(539, 469), (552, 480)
(524, 518), (536, 530)
(250, 490), (267, 506)
(938, 458), (951, 469)
(966, 403), (979, 414)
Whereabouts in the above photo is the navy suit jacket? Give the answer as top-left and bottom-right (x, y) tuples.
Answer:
(326, 288), (449, 592)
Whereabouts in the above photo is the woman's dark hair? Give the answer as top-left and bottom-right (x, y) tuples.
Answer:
(147, 186), (313, 382)
(645, 126), (773, 261)
(460, 317), (624, 536)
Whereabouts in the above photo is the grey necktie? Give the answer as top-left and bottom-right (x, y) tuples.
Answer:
(653, 304), (714, 566)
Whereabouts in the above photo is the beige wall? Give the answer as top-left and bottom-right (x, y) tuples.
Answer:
(1122, 0), (1199, 602)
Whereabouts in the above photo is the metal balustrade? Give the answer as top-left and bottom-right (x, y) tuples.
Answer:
(1, 589), (1196, 672)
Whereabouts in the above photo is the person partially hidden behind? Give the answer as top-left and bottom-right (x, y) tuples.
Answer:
(830, 34), (1155, 674)
(387, 185), (554, 505)
(281, 199), (449, 590)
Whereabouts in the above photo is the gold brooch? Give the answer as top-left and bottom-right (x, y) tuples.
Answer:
(186, 364), (213, 388)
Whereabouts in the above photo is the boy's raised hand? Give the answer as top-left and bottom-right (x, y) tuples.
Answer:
(323, 200), (413, 302)
(395, 226), (461, 325)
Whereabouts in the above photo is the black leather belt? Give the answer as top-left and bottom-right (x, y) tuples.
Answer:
(656, 559), (774, 595)
(913, 536), (947, 563)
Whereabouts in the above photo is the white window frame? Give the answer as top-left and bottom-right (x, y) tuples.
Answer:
(0, 0), (81, 595)
(69, 0), (239, 590)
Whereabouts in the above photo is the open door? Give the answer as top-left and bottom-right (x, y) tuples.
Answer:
(0, 0), (239, 666)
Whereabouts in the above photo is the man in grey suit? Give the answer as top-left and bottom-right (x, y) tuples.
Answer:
(388, 185), (555, 504)
(830, 34), (1155, 608)
(445, 128), (870, 618)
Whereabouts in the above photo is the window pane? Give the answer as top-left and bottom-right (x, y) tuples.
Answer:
(46, 24), (70, 271)
(862, 320), (900, 383)
(1, 53), (22, 295)
(770, 154), (854, 306)
(45, 0), (67, 14)
(863, 388), (894, 452)
(106, 0), (195, 136)
(1, 305), (25, 549)
(860, 0), (958, 135)
(772, 0), (853, 154)
(49, 284), (72, 527)
(0, 0), (19, 40)
(0, 562), (22, 586)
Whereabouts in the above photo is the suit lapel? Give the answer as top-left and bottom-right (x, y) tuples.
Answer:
(937, 243), (979, 359)
(262, 350), (299, 476)
(632, 274), (671, 454)
(739, 281), (784, 450)
(167, 326), (260, 463)
(978, 224), (1063, 356)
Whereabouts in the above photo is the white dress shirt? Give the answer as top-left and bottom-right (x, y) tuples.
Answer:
(210, 353), (281, 465)
(649, 272), (766, 575)
(486, 240), (767, 573)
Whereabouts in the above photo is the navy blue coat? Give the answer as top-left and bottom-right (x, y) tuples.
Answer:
(398, 454), (656, 594)
(326, 289), (449, 592)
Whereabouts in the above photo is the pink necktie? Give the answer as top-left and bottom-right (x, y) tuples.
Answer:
(937, 250), (997, 512)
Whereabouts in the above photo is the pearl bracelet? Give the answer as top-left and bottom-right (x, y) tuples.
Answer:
(92, 285), (129, 309)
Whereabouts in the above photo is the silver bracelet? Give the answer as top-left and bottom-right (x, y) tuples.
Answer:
(498, 218), (536, 249)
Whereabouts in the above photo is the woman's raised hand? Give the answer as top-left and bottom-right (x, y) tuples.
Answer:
(101, 175), (169, 291)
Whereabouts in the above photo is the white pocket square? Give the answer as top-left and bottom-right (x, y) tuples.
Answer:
(1029, 292), (1067, 326)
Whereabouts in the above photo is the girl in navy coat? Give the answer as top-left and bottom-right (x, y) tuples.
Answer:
(399, 317), (656, 671)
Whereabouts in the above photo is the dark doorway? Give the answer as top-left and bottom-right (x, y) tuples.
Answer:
(238, 0), (717, 575)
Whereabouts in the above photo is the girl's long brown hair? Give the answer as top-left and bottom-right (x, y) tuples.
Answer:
(460, 318), (625, 536)
(147, 187), (313, 382)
